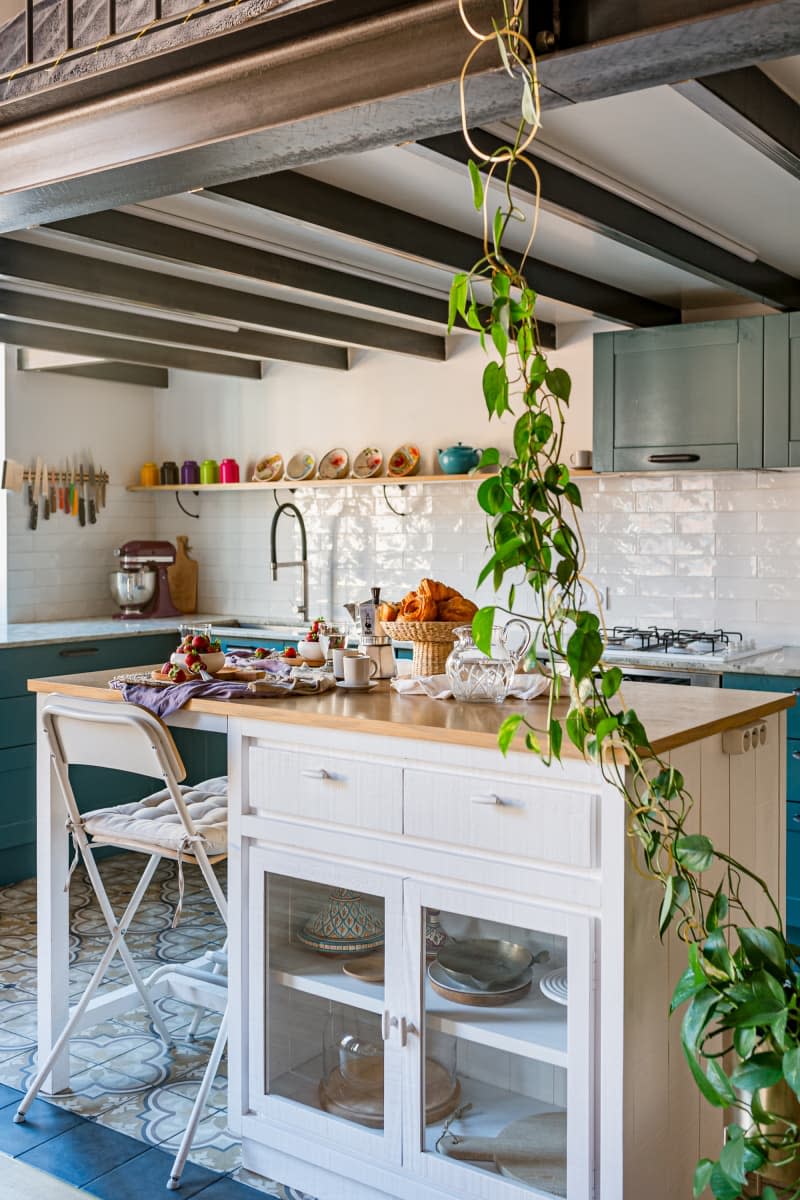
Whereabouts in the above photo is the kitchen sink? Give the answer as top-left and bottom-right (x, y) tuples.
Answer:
(210, 620), (310, 638)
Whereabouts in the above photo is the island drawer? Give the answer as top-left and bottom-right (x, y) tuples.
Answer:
(402, 768), (598, 867)
(247, 744), (402, 833)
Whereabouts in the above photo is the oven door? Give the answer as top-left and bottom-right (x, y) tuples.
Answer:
(619, 667), (721, 687)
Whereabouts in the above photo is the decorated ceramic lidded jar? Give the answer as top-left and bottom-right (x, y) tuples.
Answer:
(445, 619), (532, 703)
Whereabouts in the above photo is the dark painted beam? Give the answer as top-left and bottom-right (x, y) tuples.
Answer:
(0, 240), (445, 360)
(0, 287), (349, 371)
(421, 129), (800, 312)
(211, 173), (678, 327)
(674, 66), (800, 182)
(0, 319), (264, 377)
(48, 210), (447, 325)
(17, 351), (170, 388)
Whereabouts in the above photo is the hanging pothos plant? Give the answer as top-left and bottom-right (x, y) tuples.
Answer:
(455, 3), (800, 1197)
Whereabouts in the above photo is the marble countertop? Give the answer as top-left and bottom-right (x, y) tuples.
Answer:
(0, 614), (224, 649)
(724, 647), (800, 678)
(595, 646), (800, 679)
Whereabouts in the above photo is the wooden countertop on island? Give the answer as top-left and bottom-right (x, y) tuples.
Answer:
(27, 666), (795, 758)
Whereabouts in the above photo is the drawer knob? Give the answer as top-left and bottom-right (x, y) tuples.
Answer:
(471, 793), (501, 806)
(301, 768), (330, 780)
(793, 751), (800, 762)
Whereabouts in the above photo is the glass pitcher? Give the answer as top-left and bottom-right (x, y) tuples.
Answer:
(445, 619), (532, 703)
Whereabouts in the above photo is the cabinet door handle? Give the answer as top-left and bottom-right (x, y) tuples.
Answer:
(646, 453), (701, 464)
(471, 793), (501, 805)
(301, 768), (330, 780)
(792, 751), (800, 761)
(399, 1017), (418, 1047)
(793, 688), (800, 696)
(794, 814), (800, 824)
(58, 646), (99, 658)
(382, 1010), (398, 1041)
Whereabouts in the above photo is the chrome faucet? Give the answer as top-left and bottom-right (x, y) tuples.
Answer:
(269, 501), (309, 623)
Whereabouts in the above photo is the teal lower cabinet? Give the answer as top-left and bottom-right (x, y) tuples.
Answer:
(723, 672), (800, 938)
(0, 631), (227, 886)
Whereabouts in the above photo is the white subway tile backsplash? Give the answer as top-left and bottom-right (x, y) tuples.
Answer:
(636, 491), (714, 513)
(676, 512), (758, 534)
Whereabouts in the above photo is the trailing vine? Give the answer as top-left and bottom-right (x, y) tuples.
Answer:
(456, 3), (800, 1196)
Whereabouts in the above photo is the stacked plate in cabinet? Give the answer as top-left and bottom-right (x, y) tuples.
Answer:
(428, 938), (537, 1006)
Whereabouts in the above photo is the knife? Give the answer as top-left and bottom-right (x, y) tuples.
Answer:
(98, 464), (106, 509)
(71, 461), (79, 517)
(50, 468), (57, 515)
(58, 462), (65, 512)
(25, 459), (34, 506)
(42, 463), (50, 520)
(29, 457), (41, 530)
(88, 462), (97, 525)
(78, 462), (86, 527)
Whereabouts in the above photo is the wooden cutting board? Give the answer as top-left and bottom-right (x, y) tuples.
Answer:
(441, 1112), (566, 1195)
(168, 535), (198, 613)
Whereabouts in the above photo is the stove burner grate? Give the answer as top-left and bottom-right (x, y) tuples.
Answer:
(604, 626), (745, 657)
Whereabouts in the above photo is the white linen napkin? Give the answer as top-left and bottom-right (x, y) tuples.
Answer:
(391, 673), (550, 701)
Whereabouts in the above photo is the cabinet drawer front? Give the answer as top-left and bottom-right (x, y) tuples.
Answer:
(403, 769), (598, 867)
(723, 674), (800, 738)
(0, 695), (35, 749)
(248, 745), (402, 833)
(789, 742), (800, 802)
(613, 444), (737, 472)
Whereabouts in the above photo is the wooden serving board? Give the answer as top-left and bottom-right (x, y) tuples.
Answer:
(441, 1113), (566, 1195)
(215, 666), (267, 682)
(342, 952), (385, 983)
(167, 535), (198, 613)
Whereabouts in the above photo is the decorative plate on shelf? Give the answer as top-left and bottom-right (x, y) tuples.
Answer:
(539, 967), (568, 1006)
(318, 447), (350, 479)
(387, 443), (420, 477)
(352, 447), (384, 479)
(285, 451), (316, 481)
(252, 453), (283, 482)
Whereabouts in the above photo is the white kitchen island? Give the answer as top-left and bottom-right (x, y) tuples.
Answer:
(27, 670), (793, 1200)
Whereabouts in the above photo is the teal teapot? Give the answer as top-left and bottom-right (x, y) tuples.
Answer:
(437, 442), (482, 474)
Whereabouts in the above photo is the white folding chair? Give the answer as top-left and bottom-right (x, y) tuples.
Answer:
(14, 696), (229, 1189)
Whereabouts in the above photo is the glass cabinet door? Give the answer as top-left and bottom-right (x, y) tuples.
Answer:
(247, 847), (404, 1165)
(402, 881), (595, 1199)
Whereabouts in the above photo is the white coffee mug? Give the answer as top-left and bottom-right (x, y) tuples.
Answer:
(569, 449), (592, 469)
(332, 648), (359, 680)
(343, 654), (379, 686)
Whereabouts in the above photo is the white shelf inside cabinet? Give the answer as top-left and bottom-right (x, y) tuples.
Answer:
(425, 974), (567, 1067)
(270, 942), (384, 1014)
(427, 1074), (563, 1153)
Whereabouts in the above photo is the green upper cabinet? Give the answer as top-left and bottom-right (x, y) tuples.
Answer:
(593, 318), (764, 472)
(764, 313), (800, 468)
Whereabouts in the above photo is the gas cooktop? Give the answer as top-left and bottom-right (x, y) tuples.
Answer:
(601, 626), (777, 666)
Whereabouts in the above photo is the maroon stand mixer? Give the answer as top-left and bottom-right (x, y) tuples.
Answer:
(110, 540), (182, 619)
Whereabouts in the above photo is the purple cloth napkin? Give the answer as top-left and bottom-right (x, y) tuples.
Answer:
(122, 679), (252, 718)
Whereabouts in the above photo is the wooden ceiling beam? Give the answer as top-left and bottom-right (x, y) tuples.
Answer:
(17, 351), (170, 388)
(421, 129), (800, 312)
(0, 318), (265, 377)
(48, 210), (447, 326)
(674, 66), (800, 183)
(0, 240), (445, 360)
(211, 172), (678, 328)
(0, 286), (349, 371)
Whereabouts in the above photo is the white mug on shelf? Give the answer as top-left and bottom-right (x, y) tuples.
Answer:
(569, 449), (592, 469)
(343, 654), (379, 686)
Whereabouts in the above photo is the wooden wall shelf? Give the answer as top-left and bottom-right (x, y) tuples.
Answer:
(127, 469), (595, 493)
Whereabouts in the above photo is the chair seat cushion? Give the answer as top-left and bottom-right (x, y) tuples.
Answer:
(82, 776), (228, 855)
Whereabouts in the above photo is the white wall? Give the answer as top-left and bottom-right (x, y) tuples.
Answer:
(3, 347), (156, 621)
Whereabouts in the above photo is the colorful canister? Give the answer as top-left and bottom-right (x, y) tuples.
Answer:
(219, 458), (240, 484)
(200, 458), (219, 484)
(180, 459), (200, 485)
(160, 460), (179, 485)
(139, 462), (159, 487)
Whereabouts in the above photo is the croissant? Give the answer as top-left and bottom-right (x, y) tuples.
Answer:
(377, 602), (399, 624)
(399, 592), (438, 621)
(439, 596), (478, 623)
(418, 578), (460, 603)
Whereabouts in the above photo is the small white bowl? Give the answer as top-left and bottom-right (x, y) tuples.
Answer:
(297, 640), (325, 663)
(170, 651), (226, 675)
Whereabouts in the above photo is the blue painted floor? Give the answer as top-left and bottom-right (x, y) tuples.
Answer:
(0, 1086), (262, 1197)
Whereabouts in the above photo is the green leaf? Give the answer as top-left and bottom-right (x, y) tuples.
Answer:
(545, 367), (571, 402)
(498, 713), (523, 755)
(566, 627), (603, 682)
(477, 476), (506, 515)
(517, 322), (533, 364)
(549, 719), (563, 760)
(709, 1163), (740, 1200)
(706, 1059), (736, 1106)
(495, 30), (513, 77)
(738, 927), (786, 975)
(483, 361), (507, 417)
(595, 715), (619, 743)
(730, 1052), (783, 1093)
(491, 322), (508, 360)
(707, 887), (729, 933)
(601, 667), (623, 699)
(659, 876), (676, 938)
(671, 965), (707, 1011)
(521, 75), (537, 126)
(468, 159), (484, 211)
(476, 447), (499, 470)
(472, 607), (495, 656)
(693, 1159), (714, 1198)
(783, 1046), (800, 1099)
(492, 272), (510, 298)
(719, 1132), (749, 1187)
(448, 273), (468, 332)
(675, 834), (715, 872)
(734, 1026), (759, 1060)
(525, 730), (541, 754)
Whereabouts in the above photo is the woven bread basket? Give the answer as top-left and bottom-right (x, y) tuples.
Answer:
(381, 620), (462, 676)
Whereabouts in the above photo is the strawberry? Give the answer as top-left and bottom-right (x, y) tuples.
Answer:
(169, 666), (188, 683)
(161, 662), (171, 675)
(254, 647), (268, 659)
(192, 635), (210, 651)
(283, 646), (297, 658)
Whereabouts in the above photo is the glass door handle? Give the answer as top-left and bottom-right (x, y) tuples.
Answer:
(399, 1017), (418, 1047)
(301, 768), (330, 780)
(382, 1010), (397, 1041)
